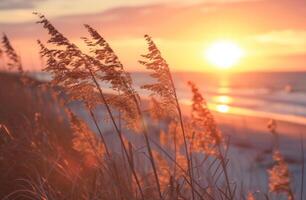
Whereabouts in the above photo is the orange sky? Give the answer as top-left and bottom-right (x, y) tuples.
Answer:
(0, 0), (305, 72)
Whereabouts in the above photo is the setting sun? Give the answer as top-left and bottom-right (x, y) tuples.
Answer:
(205, 41), (245, 69)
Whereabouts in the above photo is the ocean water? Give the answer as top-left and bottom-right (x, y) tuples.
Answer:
(32, 71), (306, 125)
(131, 72), (306, 125)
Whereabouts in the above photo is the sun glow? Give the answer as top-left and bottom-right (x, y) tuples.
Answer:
(216, 104), (230, 113)
(205, 40), (244, 69)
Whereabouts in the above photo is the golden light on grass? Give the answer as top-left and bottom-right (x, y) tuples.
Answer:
(205, 40), (245, 69)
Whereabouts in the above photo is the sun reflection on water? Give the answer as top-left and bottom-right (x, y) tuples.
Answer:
(214, 95), (232, 104)
(218, 87), (231, 94)
(216, 104), (230, 113)
(212, 95), (232, 113)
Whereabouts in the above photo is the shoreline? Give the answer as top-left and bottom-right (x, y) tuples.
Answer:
(178, 99), (306, 139)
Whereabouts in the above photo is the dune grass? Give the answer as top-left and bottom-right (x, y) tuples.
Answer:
(0, 13), (303, 200)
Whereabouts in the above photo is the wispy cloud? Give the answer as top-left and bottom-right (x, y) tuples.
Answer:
(251, 30), (306, 46)
(0, 0), (45, 10)
(0, 0), (264, 23)
(247, 30), (306, 57)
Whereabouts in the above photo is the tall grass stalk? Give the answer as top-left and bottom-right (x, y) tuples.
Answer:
(83, 25), (163, 199)
(300, 133), (304, 200)
(90, 71), (145, 199)
(34, 13), (145, 199)
(169, 71), (196, 200)
(150, 136), (215, 200)
(140, 34), (197, 199)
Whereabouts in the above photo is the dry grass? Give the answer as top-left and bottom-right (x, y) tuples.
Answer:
(0, 13), (302, 200)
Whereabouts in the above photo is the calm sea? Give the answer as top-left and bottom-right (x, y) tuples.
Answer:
(33, 71), (306, 125)
(133, 72), (306, 125)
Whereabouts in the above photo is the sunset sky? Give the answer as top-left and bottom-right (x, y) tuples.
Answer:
(0, 0), (305, 72)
